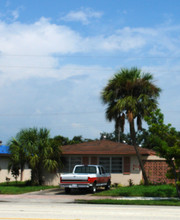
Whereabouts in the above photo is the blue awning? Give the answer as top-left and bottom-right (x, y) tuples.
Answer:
(0, 145), (10, 154)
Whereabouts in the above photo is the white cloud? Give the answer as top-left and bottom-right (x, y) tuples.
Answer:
(0, 16), (180, 142)
(61, 8), (103, 25)
(0, 17), (180, 87)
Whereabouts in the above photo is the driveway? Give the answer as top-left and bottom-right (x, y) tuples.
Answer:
(0, 188), (105, 203)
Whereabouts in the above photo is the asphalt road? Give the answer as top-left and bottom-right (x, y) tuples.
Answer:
(0, 189), (180, 220)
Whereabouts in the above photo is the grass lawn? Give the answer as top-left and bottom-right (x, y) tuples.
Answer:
(0, 181), (58, 194)
(77, 199), (180, 206)
(95, 184), (177, 197)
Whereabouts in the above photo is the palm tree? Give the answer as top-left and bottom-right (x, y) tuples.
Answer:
(101, 67), (161, 185)
(9, 137), (27, 181)
(25, 128), (62, 185)
(9, 128), (62, 185)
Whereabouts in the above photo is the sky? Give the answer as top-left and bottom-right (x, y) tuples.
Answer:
(0, 0), (180, 144)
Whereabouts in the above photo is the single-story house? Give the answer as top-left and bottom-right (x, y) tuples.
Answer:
(0, 140), (172, 185)
(61, 140), (172, 185)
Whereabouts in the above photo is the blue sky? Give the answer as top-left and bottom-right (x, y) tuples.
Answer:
(0, 0), (180, 143)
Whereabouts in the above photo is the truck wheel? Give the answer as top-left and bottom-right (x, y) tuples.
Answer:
(105, 180), (111, 190)
(90, 183), (97, 193)
(65, 188), (71, 194)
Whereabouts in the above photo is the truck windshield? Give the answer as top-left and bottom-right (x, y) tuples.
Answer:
(74, 166), (97, 174)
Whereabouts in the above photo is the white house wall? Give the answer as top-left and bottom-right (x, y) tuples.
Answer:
(0, 157), (31, 183)
(42, 171), (60, 186)
(112, 156), (142, 185)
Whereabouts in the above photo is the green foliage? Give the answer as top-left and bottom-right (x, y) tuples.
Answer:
(144, 109), (180, 197)
(101, 67), (161, 139)
(101, 67), (161, 185)
(145, 109), (180, 167)
(78, 199), (180, 206)
(8, 137), (28, 181)
(9, 127), (62, 185)
(53, 135), (93, 146)
(96, 185), (177, 197)
(0, 181), (58, 194)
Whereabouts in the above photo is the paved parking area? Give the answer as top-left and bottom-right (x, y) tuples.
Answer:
(1, 188), (178, 203)
(0, 188), (105, 203)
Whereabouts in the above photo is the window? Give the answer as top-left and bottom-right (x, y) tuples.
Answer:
(111, 157), (122, 173)
(62, 156), (82, 172)
(99, 157), (122, 173)
(99, 157), (110, 172)
(101, 166), (105, 174)
(70, 157), (82, 172)
(74, 166), (96, 174)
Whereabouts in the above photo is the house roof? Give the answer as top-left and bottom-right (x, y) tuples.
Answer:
(0, 145), (10, 156)
(62, 140), (156, 156)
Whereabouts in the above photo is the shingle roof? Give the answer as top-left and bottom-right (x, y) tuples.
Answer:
(0, 145), (10, 155)
(62, 140), (156, 155)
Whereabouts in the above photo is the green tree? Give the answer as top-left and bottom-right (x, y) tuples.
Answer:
(9, 128), (62, 185)
(71, 135), (84, 144)
(26, 128), (62, 185)
(53, 135), (71, 146)
(8, 136), (28, 181)
(145, 109), (180, 198)
(101, 67), (161, 185)
(53, 135), (93, 145)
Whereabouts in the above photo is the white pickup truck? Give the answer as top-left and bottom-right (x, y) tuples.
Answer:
(60, 165), (111, 193)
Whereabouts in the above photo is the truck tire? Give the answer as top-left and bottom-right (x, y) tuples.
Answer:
(105, 180), (111, 190)
(65, 188), (71, 194)
(90, 183), (97, 193)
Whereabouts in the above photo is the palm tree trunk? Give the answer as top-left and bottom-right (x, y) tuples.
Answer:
(115, 117), (121, 142)
(129, 118), (149, 185)
(116, 125), (121, 143)
(20, 168), (24, 181)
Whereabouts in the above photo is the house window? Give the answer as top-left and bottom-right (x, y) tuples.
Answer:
(99, 157), (110, 172)
(70, 156), (82, 172)
(111, 157), (122, 173)
(99, 157), (122, 173)
(62, 156), (82, 173)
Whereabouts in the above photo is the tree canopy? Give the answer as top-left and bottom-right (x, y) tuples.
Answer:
(145, 109), (180, 197)
(101, 67), (161, 185)
(9, 128), (62, 185)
